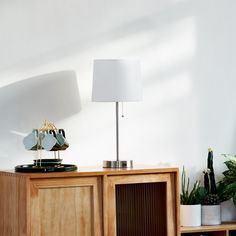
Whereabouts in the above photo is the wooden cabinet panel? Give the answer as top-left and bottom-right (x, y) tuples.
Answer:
(0, 174), (28, 236)
(105, 173), (178, 236)
(30, 177), (102, 236)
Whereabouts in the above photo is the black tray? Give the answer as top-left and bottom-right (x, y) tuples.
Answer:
(15, 164), (77, 173)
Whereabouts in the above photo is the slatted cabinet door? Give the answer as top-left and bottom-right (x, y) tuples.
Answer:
(30, 177), (103, 236)
(104, 173), (178, 236)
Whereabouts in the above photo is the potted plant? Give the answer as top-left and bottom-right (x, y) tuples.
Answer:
(201, 148), (221, 225)
(217, 154), (236, 222)
(180, 166), (204, 226)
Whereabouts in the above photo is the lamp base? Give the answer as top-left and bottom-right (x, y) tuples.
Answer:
(103, 160), (133, 168)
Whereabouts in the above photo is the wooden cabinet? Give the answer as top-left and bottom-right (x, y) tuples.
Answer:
(0, 167), (179, 236)
(181, 224), (236, 236)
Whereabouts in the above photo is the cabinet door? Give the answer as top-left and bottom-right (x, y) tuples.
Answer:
(30, 177), (102, 236)
(104, 173), (178, 236)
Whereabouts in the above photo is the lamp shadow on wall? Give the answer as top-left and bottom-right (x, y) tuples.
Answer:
(0, 70), (81, 161)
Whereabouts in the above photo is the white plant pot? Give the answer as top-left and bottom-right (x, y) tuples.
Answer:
(180, 204), (201, 227)
(201, 205), (221, 225)
(221, 199), (236, 222)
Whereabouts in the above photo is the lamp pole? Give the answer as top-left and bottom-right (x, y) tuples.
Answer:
(116, 102), (119, 162)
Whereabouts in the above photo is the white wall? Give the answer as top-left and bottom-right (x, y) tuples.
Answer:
(0, 0), (236, 181)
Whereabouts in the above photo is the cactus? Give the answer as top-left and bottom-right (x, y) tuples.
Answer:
(203, 193), (220, 205)
(203, 148), (220, 205)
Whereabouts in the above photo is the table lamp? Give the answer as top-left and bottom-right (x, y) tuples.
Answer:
(92, 59), (142, 168)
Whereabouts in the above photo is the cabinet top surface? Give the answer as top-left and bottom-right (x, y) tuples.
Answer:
(0, 166), (178, 178)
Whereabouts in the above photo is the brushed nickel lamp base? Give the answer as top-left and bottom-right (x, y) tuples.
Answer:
(103, 160), (133, 168)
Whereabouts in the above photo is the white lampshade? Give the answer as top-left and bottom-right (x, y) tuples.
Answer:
(92, 59), (142, 102)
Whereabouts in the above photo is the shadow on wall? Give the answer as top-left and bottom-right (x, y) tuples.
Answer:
(0, 70), (81, 163)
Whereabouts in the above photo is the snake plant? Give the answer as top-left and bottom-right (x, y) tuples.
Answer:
(181, 166), (205, 205)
